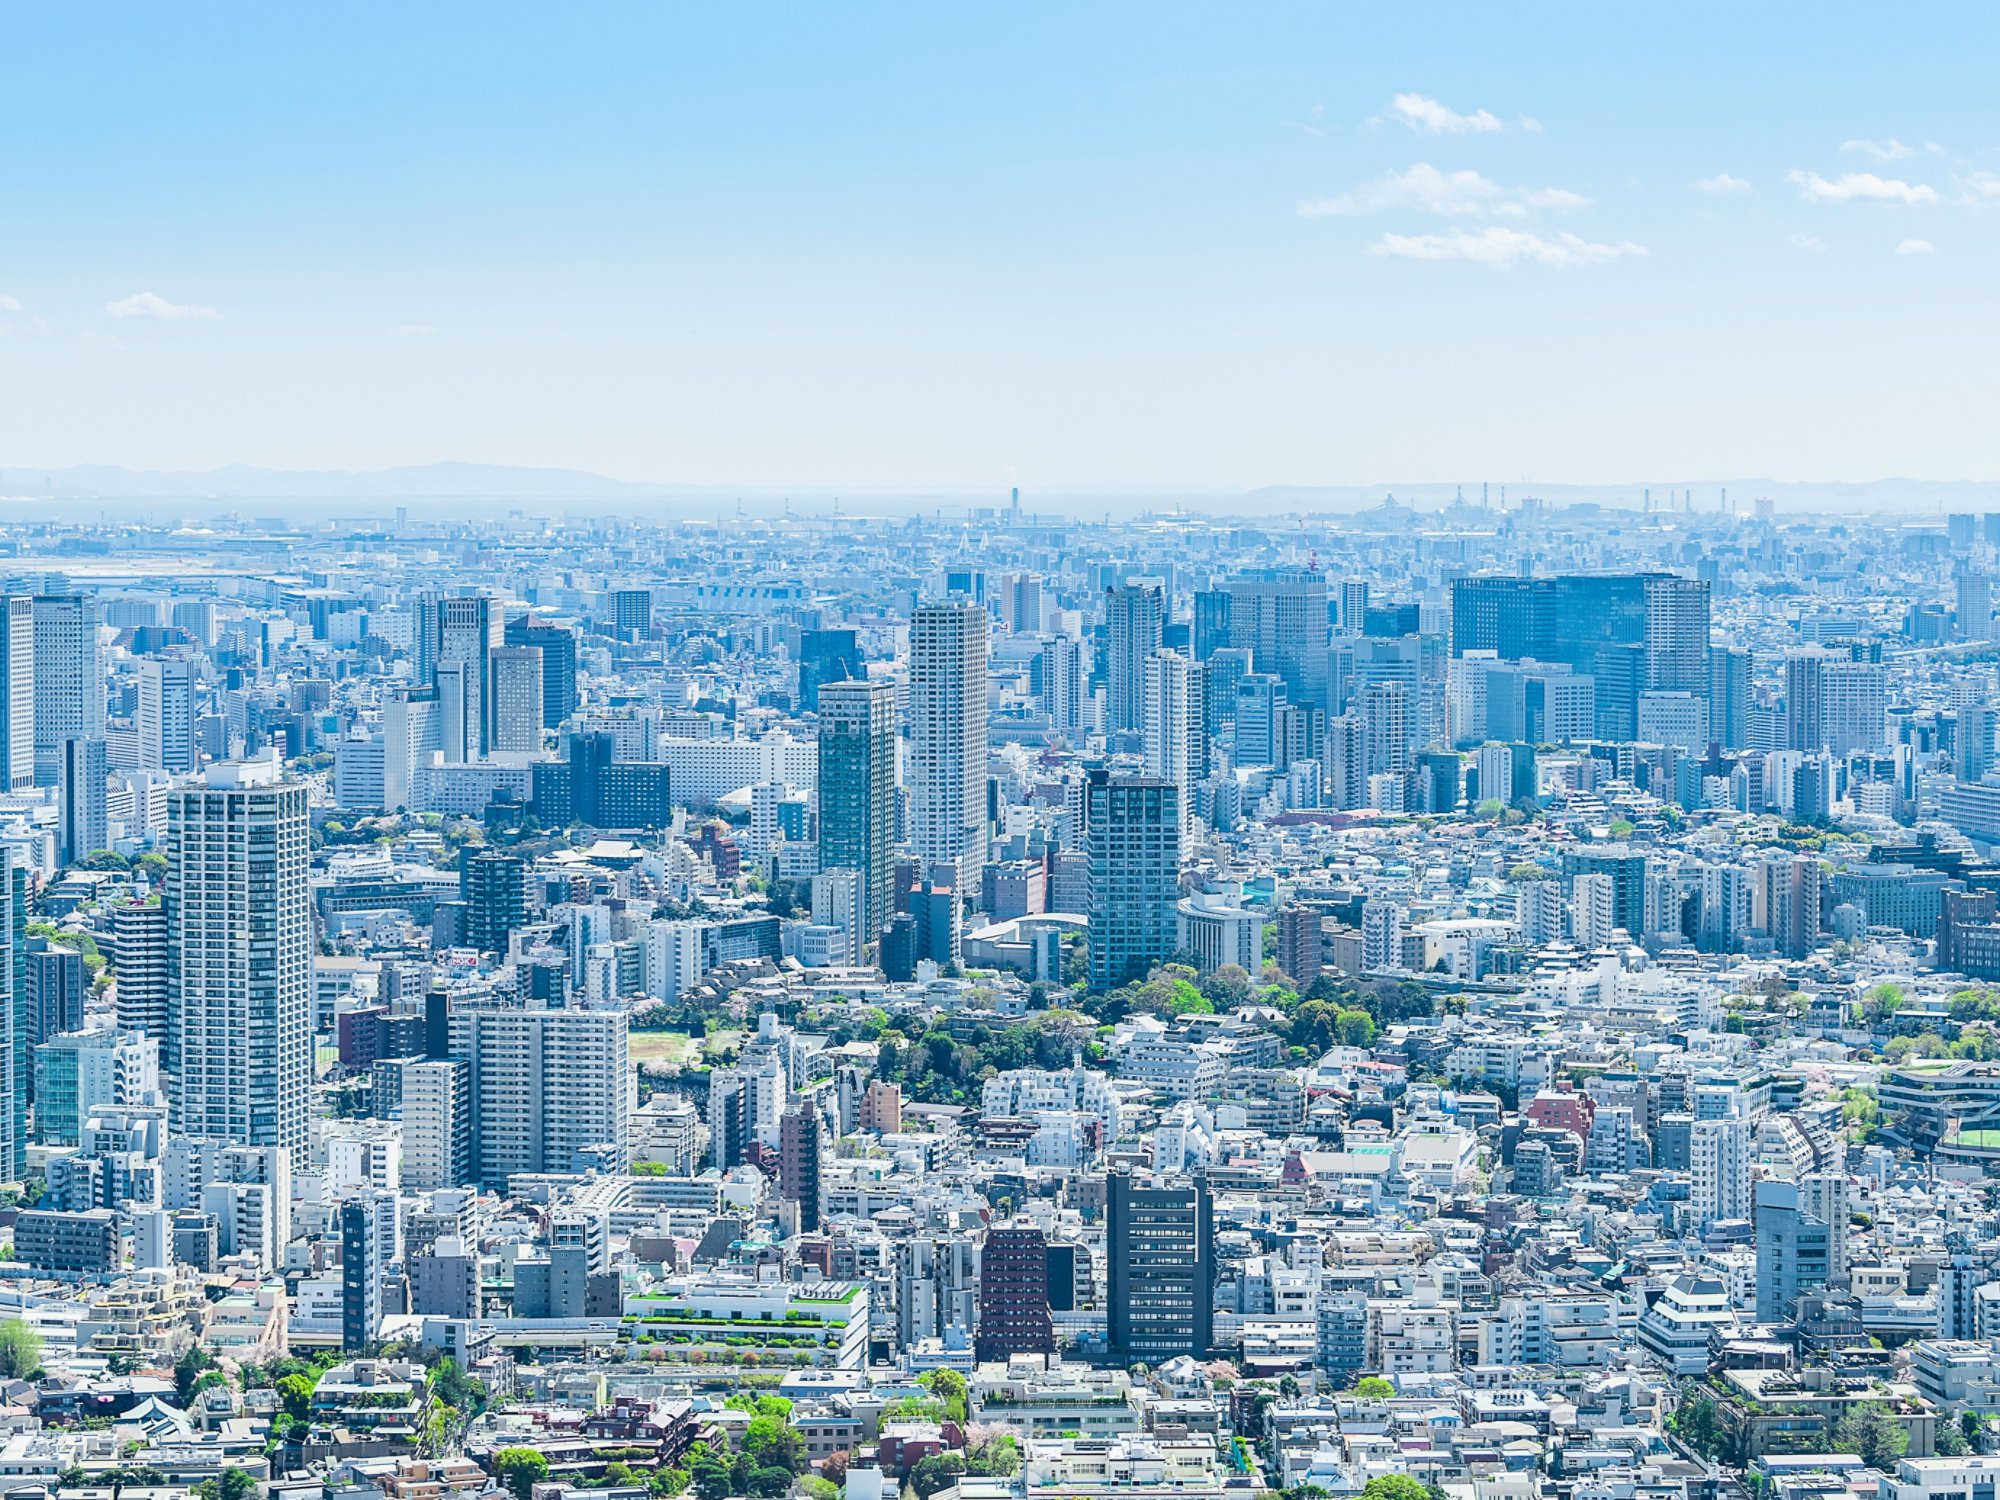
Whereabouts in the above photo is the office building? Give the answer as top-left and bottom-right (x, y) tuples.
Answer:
(0, 596), (31, 790)
(797, 628), (863, 711)
(816, 677), (897, 949)
(0, 853), (20, 1182)
(908, 598), (990, 899)
(1041, 635), (1090, 742)
(460, 850), (527, 954)
(340, 1196), (384, 1353)
(1786, 647), (1887, 755)
(395, 1057), (472, 1192)
(448, 1001), (630, 1187)
(1105, 582), (1165, 734)
(1107, 1170), (1214, 1362)
(1142, 649), (1194, 824)
(1960, 571), (1995, 643)
(436, 594), (502, 758)
(138, 655), (197, 772)
(780, 1101), (826, 1233)
(113, 901), (170, 1066)
(167, 756), (312, 1167)
(32, 594), (102, 786)
(1086, 771), (1180, 990)
(1228, 569), (1330, 713)
(32, 1027), (158, 1146)
(1755, 1178), (1832, 1324)
(976, 1224), (1056, 1362)
(57, 736), (108, 865)
(1709, 644), (1752, 751)
(26, 942), (87, 1048)
(503, 615), (579, 728)
(488, 645), (545, 751)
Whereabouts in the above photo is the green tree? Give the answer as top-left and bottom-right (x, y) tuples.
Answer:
(494, 1446), (550, 1500)
(275, 1373), (316, 1422)
(1200, 964), (1252, 1007)
(742, 1415), (807, 1475)
(1351, 1376), (1395, 1399)
(0, 1318), (42, 1380)
(910, 1454), (967, 1500)
(193, 1474), (257, 1500)
(1334, 1008), (1376, 1048)
(1834, 1403), (1909, 1468)
(923, 1368), (969, 1423)
(1361, 1478), (1432, 1500)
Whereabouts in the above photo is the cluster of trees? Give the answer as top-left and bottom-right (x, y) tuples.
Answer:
(0, 1318), (43, 1380)
(872, 1013), (1092, 1106)
(904, 1425), (1021, 1500)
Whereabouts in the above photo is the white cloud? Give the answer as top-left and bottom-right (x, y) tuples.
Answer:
(0, 295), (19, 313)
(1843, 138), (1915, 161)
(1518, 116), (1544, 133)
(1895, 237), (1936, 255)
(1367, 226), (1647, 270)
(1788, 233), (1828, 252)
(391, 323), (438, 337)
(1388, 93), (1504, 134)
(1696, 173), (1754, 196)
(1789, 169), (1937, 204)
(80, 331), (125, 350)
(1956, 170), (2000, 203)
(105, 291), (219, 321)
(1298, 164), (1588, 219)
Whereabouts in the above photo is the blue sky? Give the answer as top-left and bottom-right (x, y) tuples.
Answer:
(3, 3), (1998, 492)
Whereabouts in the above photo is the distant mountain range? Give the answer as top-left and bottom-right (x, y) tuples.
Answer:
(0, 461), (1993, 517)
(0, 461), (666, 500)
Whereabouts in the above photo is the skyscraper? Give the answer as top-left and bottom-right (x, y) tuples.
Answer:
(0, 597), (32, 791)
(167, 756), (312, 1168)
(1041, 635), (1090, 743)
(1142, 649), (1193, 828)
(1960, 571), (1996, 643)
(908, 598), (989, 898)
(138, 656), (197, 772)
(504, 615), (579, 728)
(1450, 572), (1712, 730)
(32, 595), (102, 787)
(57, 736), (108, 866)
(340, 1196), (384, 1353)
(1104, 582), (1165, 734)
(488, 645), (545, 752)
(113, 900), (170, 1067)
(779, 1101), (826, 1232)
(460, 850), (528, 955)
(796, 628), (863, 711)
(1709, 644), (1752, 751)
(1107, 1170), (1214, 1362)
(0, 851), (20, 1182)
(1228, 569), (1330, 714)
(1086, 770), (1180, 990)
(976, 1224), (1056, 1362)
(1785, 647), (1886, 754)
(449, 1001), (630, 1187)
(437, 595), (503, 759)
(817, 677), (897, 947)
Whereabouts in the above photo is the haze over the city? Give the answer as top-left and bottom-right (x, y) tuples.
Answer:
(4, 4), (2000, 496)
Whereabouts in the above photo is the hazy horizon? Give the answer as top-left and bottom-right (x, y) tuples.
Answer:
(5, 5), (2000, 491)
